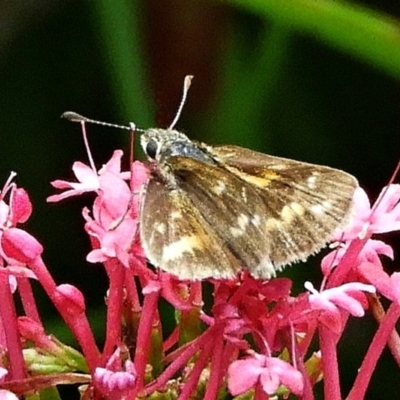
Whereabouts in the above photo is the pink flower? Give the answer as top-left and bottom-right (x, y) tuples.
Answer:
(321, 239), (393, 275)
(0, 181), (42, 265)
(47, 161), (100, 202)
(322, 185), (400, 276)
(49, 150), (149, 268)
(358, 262), (400, 304)
(228, 353), (303, 396)
(83, 162), (146, 267)
(47, 150), (129, 202)
(337, 185), (400, 241)
(94, 347), (137, 398)
(306, 281), (375, 333)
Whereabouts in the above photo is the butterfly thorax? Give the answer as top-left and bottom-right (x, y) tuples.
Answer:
(141, 128), (215, 163)
(141, 128), (216, 185)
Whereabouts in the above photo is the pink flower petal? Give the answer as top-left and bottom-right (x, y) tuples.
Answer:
(98, 150), (124, 175)
(0, 389), (18, 400)
(228, 355), (303, 397)
(55, 284), (86, 314)
(1, 228), (43, 263)
(264, 358), (304, 395)
(10, 188), (32, 224)
(228, 358), (261, 395)
(0, 201), (9, 227)
(94, 358), (137, 396)
(0, 367), (8, 381)
(47, 161), (101, 203)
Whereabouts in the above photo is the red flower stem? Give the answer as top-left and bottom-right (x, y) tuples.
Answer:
(163, 327), (179, 353)
(296, 358), (315, 400)
(0, 273), (25, 380)
(28, 257), (57, 294)
(319, 325), (341, 400)
(368, 294), (400, 368)
(327, 237), (369, 288)
(123, 267), (142, 354)
(56, 305), (100, 371)
(17, 277), (41, 324)
(178, 340), (213, 400)
(204, 332), (224, 400)
(101, 259), (125, 363)
(29, 257), (100, 370)
(133, 289), (160, 393)
(144, 327), (217, 395)
(292, 336), (315, 400)
(220, 341), (238, 377)
(125, 268), (141, 313)
(347, 302), (400, 400)
(129, 129), (135, 176)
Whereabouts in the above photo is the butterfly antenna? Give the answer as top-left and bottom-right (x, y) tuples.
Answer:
(168, 75), (193, 130)
(61, 111), (146, 133)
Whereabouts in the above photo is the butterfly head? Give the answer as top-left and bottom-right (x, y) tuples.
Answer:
(140, 129), (191, 162)
(141, 128), (215, 168)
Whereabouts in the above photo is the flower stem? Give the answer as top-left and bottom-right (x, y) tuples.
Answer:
(319, 325), (341, 400)
(347, 302), (400, 400)
(133, 289), (160, 393)
(102, 259), (125, 363)
(17, 277), (41, 324)
(0, 273), (25, 380)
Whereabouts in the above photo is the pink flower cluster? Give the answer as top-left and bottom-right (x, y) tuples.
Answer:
(0, 136), (400, 399)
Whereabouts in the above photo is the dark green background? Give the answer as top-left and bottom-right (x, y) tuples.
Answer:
(1, 0), (399, 398)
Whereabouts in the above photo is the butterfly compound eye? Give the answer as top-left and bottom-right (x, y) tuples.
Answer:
(145, 140), (159, 160)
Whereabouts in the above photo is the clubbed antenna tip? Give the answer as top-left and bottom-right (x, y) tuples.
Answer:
(61, 111), (134, 131)
(61, 111), (89, 123)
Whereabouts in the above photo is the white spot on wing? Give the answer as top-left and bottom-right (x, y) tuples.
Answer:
(322, 200), (332, 209)
(251, 214), (261, 227)
(230, 227), (244, 237)
(213, 181), (226, 195)
(241, 187), (248, 202)
(307, 175), (317, 189)
(238, 214), (249, 230)
(155, 223), (166, 234)
(170, 211), (182, 220)
(230, 213), (250, 237)
(311, 201), (332, 215)
(281, 202), (304, 222)
(311, 204), (324, 215)
(162, 235), (203, 261)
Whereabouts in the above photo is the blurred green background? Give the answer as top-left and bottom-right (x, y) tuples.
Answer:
(1, 0), (400, 398)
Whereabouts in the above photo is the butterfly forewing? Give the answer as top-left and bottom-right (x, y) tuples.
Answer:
(139, 129), (358, 280)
